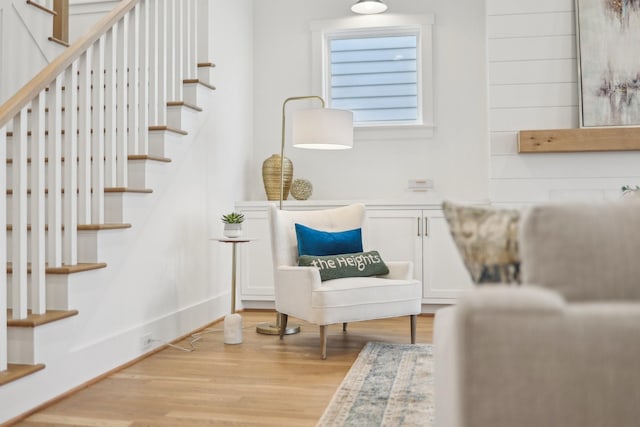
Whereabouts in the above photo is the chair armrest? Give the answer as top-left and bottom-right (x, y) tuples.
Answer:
(383, 261), (414, 280)
(274, 266), (322, 289)
(273, 266), (322, 316)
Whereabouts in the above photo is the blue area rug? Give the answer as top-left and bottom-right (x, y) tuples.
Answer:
(317, 342), (435, 427)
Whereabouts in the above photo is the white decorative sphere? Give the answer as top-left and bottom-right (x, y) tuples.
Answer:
(290, 178), (313, 200)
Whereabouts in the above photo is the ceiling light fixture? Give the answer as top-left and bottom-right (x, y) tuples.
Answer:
(351, 0), (388, 14)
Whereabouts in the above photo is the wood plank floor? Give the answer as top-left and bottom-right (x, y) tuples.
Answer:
(12, 311), (434, 427)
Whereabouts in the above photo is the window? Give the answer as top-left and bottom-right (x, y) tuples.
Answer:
(312, 15), (434, 138)
(329, 33), (419, 124)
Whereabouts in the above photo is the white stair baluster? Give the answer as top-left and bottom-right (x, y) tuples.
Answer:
(174, 0), (183, 102)
(148, 0), (159, 126)
(116, 14), (129, 187)
(30, 92), (46, 315)
(183, 0), (192, 79)
(104, 24), (118, 188)
(189, 0), (198, 79)
(78, 48), (93, 224)
(92, 36), (105, 224)
(166, 0), (175, 103)
(62, 63), (78, 266)
(0, 125), (7, 372)
(157, 0), (167, 125)
(128, 4), (140, 155)
(138, 0), (149, 154)
(197, 0), (209, 67)
(47, 75), (63, 268)
(11, 109), (28, 319)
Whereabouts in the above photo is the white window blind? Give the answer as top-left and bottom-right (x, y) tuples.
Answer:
(329, 34), (419, 124)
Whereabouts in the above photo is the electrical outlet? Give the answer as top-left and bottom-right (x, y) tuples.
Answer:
(140, 333), (153, 351)
(408, 179), (434, 192)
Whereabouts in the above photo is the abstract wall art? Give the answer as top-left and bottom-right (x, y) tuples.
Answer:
(576, 0), (640, 127)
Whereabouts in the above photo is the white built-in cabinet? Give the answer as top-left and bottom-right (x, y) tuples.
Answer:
(235, 201), (473, 311)
(365, 208), (473, 305)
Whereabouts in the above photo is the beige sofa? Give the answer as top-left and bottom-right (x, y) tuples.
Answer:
(434, 201), (640, 427)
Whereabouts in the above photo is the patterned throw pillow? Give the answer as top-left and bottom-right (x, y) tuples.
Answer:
(298, 251), (389, 281)
(442, 201), (521, 284)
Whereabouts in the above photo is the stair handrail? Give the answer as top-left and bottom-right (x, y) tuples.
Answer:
(0, 0), (140, 129)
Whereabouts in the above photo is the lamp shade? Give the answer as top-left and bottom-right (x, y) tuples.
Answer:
(351, 0), (387, 14)
(291, 108), (353, 150)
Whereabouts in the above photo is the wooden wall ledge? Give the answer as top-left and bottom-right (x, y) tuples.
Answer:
(518, 127), (640, 153)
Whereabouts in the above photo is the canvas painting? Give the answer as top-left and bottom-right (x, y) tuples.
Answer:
(577, 0), (640, 127)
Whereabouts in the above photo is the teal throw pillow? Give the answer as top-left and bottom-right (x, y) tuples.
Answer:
(298, 251), (389, 281)
(295, 223), (363, 257)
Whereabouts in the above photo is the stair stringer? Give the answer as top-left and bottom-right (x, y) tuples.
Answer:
(0, 83), (234, 424)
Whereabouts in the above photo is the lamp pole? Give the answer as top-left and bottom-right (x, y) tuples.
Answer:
(279, 96), (325, 210)
(255, 95), (328, 336)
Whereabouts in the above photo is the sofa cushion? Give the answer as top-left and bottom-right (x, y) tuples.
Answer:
(295, 223), (363, 257)
(298, 250), (389, 281)
(442, 201), (521, 284)
(520, 201), (640, 301)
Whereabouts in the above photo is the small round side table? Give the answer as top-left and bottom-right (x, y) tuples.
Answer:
(211, 237), (256, 344)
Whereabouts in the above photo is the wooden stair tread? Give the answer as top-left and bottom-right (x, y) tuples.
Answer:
(6, 262), (107, 275)
(0, 364), (46, 386)
(77, 223), (132, 231)
(183, 79), (216, 91)
(197, 62), (216, 68)
(104, 187), (153, 194)
(7, 309), (79, 327)
(45, 263), (107, 274)
(148, 125), (188, 135)
(128, 154), (172, 163)
(167, 101), (203, 112)
(6, 223), (131, 231)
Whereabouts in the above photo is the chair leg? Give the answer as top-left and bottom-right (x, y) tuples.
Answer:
(279, 313), (289, 340)
(342, 322), (347, 332)
(410, 314), (417, 344)
(320, 325), (327, 360)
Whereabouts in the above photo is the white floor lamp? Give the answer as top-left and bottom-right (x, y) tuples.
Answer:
(256, 95), (354, 335)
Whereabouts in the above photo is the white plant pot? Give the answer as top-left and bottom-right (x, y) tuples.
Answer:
(223, 223), (243, 238)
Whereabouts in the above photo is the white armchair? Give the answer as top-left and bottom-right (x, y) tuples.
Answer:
(268, 203), (422, 359)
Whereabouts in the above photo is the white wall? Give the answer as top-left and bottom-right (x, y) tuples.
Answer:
(250, 0), (489, 203)
(0, 0), (112, 104)
(487, 0), (640, 204)
(0, 0), (65, 104)
(68, 0), (122, 42)
(205, 0), (254, 277)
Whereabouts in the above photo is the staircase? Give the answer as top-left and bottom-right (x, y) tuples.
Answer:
(0, 0), (218, 421)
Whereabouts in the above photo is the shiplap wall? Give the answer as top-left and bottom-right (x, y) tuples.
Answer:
(487, 0), (640, 204)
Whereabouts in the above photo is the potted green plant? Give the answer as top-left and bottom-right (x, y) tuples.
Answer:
(221, 212), (245, 238)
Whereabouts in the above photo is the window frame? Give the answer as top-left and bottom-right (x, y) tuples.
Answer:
(311, 14), (435, 140)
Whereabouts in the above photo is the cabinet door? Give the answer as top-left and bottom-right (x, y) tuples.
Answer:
(422, 211), (473, 302)
(238, 211), (275, 300)
(365, 209), (423, 284)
